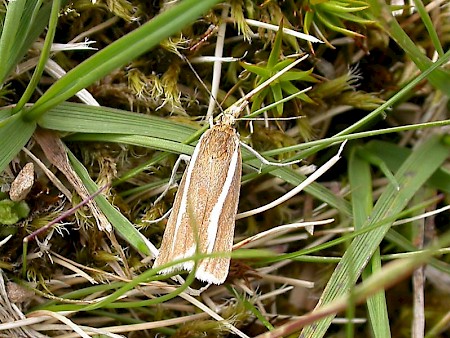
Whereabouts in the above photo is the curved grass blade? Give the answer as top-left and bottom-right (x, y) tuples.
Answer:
(0, 114), (36, 172)
(38, 103), (352, 216)
(0, 0), (56, 83)
(39, 102), (195, 142)
(349, 147), (390, 338)
(25, 0), (222, 121)
(68, 150), (156, 256)
(300, 134), (450, 337)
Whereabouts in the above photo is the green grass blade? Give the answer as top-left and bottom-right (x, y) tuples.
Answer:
(38, 103), (351, 216)
(349, 146), (373, 221)
(385, 228), (450, 274)
(412, 0), (444, 56)
(38, 102), (195, 142)
(367, 0), (450, 96)
(364, 250), (391, 338)
(67, 150), (154, 256)
(229, 286), (275, 331)
(349, 147), (390, 338)
(12, 0), (60, 114)
(68, 133), (194, 156)
(0, 0), (26, 49)
(0, 114), (36, 172)
(0, 0), (27, 82)
(25, 0), (222, 121)
(363, 140), (450, 193)
(301, 134), (450, 337)
(0, 0), (57, 84)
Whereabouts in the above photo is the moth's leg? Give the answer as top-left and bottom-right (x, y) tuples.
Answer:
(143, 154), (191, 225)
(240, 141), (301, 168)
(153, 154), (191, 206)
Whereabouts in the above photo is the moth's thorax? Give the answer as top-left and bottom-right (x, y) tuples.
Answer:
(213, 121), (238, 134)
(203, 124), (240, 160)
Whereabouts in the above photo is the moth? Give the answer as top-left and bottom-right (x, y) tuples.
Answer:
(153, 117), (241, 284)
(152, 57), (306, 284)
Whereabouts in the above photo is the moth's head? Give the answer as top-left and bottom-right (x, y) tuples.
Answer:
(217, 111), (237, 127)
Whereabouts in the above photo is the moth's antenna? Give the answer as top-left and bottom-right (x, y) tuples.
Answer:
(182, 55), (224, 118)
(179, 6), (230, 128)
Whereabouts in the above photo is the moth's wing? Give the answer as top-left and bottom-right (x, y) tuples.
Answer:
(196, 145), (241, 284)
(152, 167), (196, 273)
(184, 126), (241, 284)
(154, 125), (241, 284)
(153, 127), (220, 273)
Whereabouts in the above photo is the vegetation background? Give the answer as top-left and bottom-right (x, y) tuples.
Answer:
(0, 0), (449, 337)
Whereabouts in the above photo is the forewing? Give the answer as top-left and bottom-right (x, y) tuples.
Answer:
(152, 167), (195, 272)
(196, 140), (241, 284)
(153, 124), (241, 284)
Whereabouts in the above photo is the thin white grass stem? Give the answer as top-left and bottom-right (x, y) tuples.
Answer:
(21, 147), (72, 200)
(0, 316), (54, 330)
(240, 116), (305, 121)
(206, 6), (229, 123)
(234, 219), (334, 249)
(69, 17), (119, 43)
(240, 142), (300, 167)
(237, 141), (346, 219)
(258, 273), (314, 288)
(201, 292), (221, 312)
(246, 87), (312, 118)
(0, 234), (12, 247)
(393, 205), (450, 226)
(234, 279), (255, 296)
(245, 19), (323, 43)
(30, 310), (90, 338)
(257, 285), (294, 301)
(257, 260), (293, 275)
(256, 298), (269, 316)
(261, 313), (367, 323)
(331, 318), (367, 324)
(142, 207), (172, 224)
(45, 59), (99, 106)
(50, 313), (209, 338)
(315, 228), (354, 235)
(51, 256), (97, 284)
(190, 56), (242, 63)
